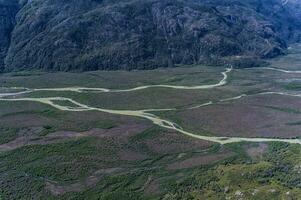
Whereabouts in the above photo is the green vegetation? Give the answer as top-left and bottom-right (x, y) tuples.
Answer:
(1, 48), (301, 199)
(2, 125), (300, 199)
(0, 109), (61, 119)
(263, 106), (301, 114)
(38, 125), (56, 137)
(0, 66), (222, 89)
(162, 143), (301, 200)
(129, 127), (163, 142)
(0, 127), (18, 144)
(285, 82), (301, 91)
(286, 121), (301, 126)
(1, 139), (111, 182)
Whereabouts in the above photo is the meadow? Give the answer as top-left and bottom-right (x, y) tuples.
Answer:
(1, 46), (301, 199)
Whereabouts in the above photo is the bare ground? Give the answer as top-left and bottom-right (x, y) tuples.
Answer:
(245, 143), (268, 159)
(178, 94), (301, 138)
(117, 149), (147, 161)
(145, 130), (214, 155)
(0, 124), (149, 152)
(167, 148), (233, 170)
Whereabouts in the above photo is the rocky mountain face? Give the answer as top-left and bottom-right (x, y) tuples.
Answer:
(0, 0), (301, 72)
(0, 0), (19, 72)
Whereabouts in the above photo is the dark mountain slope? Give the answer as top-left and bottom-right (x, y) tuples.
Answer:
(0, 0), (301, 72)
(0, 0), (19, 72)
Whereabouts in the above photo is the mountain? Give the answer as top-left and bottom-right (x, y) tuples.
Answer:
(0, 0), (19, 72)
(0, 0), (301, 72)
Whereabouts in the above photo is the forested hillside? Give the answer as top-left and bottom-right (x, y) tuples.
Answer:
(0, 0), (300, 72)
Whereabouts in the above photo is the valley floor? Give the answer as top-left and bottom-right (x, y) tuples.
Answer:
(1, 44), (301, 199)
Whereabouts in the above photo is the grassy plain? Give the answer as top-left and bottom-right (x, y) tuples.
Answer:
(1, 46), (301, 199)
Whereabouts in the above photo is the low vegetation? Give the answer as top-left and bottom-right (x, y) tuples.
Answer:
(1, 48), (301, 199)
